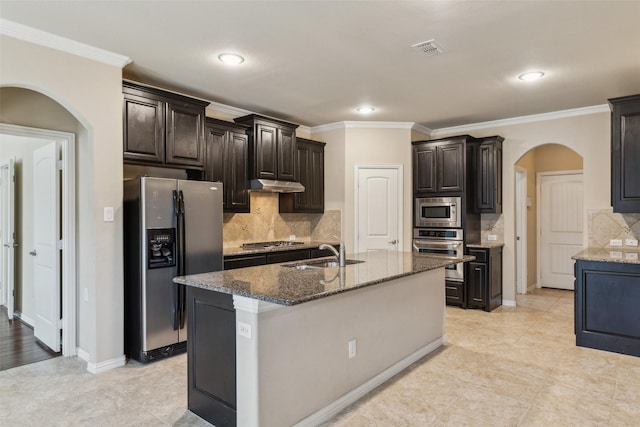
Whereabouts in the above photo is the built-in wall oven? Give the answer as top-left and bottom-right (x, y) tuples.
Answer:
(413, 228), (464, 281)
(415, 196), (461, 228)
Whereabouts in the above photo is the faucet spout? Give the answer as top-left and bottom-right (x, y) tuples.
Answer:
(319, 241), (346, 267)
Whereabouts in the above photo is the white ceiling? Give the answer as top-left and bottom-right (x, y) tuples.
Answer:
(2, 1), (639, 129)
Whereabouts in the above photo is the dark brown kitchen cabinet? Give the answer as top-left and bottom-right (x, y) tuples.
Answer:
(280, 138), (325, 213)
(224, 246), (338, 270)
(609, 94), (640, 213)
(204, 119), (250, 213)
(412, 135), (476, 194)
(466, 246), (502, 311)
(123, 81), (208, 169)
(475, 136), (503, 213)
(574, 259), (640, 357)
(233, 114), (299, 181)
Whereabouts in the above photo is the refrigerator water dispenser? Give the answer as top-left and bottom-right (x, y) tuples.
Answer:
(147, 228), (176, 268)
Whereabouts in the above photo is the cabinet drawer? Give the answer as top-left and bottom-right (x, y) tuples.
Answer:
(467, 248), (487, 263)
(310, 247), (337, 259)
(266, 250), (310, 264)
(223, 255), (267, 270)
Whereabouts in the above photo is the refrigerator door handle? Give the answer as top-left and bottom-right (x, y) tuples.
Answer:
(179, 284), (187, 329)
(177, 190), (187, 329)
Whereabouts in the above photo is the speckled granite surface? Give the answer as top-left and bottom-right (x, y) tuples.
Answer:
(175, 251), (475, 305)
(572, 247), (640, 264)
(223, 241), (339, 256)
(466, 242), (505, 249)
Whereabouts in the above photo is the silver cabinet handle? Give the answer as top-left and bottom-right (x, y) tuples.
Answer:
(389, 240), (397, 245)
(29, 250), (37, 256)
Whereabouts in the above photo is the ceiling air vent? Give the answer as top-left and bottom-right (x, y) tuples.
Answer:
(411, 39), (444, 56)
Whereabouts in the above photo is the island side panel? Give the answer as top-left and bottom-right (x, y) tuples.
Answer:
(234, 268), (445, 427)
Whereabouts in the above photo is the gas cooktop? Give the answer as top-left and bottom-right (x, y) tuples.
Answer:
(241, 241), (305, 249)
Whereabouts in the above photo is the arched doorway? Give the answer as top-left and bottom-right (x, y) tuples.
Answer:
(514, 144), (583, 293)
(0, 87), (77, 368)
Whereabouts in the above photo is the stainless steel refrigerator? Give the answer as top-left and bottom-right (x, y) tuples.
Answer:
(124, 177), (223, 363)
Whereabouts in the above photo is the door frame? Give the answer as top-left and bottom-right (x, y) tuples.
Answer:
(514, 166), (527, 294)
(536, 169), (583, 289)
(353, 164), (403, 253)
(0, 123), (76, 356)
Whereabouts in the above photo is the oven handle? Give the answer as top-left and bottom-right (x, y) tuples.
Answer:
(413, 239), (463, 248)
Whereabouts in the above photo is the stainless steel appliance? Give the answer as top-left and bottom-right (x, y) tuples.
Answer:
(413, 228), (464, 281)
(415, 196), (461, 228)
(124, 177), (223, 363)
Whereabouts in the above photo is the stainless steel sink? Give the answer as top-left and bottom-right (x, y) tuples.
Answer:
(282, 259), (364, 269)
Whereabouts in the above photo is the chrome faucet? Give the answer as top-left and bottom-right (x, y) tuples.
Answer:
(319, 240), (345, 267)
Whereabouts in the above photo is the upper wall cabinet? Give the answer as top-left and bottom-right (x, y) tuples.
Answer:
(610, 94), (640, 213)
(412, 135), (477, 194)
(123, 81), (208, 169)
(233, 114), (299, 181)
(204, 119), (250, 213)
(280, 138), (325, 213)
(475, 136), (503, 213)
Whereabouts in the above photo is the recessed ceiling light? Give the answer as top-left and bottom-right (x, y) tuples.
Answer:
(518, 71), (545, 81)
(356, 106), (375, 114)
(218, 53), (245, 65)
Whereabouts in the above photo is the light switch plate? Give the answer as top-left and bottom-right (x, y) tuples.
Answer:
(609, 251), (623, 259)
(610, 239), (623, 247)
(625, 238), (638, 247)
(625, 252), (639, 261)
(103, 207), (114, 222)
(487, 234), (497, 241)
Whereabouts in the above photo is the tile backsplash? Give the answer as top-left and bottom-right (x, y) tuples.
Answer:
(481, 213), (504, 243)
(588, 208), (640, 248)
(223, 192), (341, 247)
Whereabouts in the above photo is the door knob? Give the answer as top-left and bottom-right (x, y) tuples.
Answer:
(389, 240), (397, 245)
(29, 250), (37, 256)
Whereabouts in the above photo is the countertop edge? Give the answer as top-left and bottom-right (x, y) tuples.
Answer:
(572, 247), (640, 264)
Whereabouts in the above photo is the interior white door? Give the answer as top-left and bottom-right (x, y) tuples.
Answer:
(539, 172), (583, 290)
(356, 166), (402, 253)
(515, 168), (527, 294)
(1, 159), (16, 319)
(32, 143), (61, 351)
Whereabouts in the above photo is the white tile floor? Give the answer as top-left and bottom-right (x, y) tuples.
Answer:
(1, 288), (638, 426)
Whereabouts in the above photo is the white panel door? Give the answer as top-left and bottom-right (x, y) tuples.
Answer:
(539, 173), (583, 290)
(32, 143), (61, 351)
(1, 159), (16, 318)
(356, 167), (401, 253)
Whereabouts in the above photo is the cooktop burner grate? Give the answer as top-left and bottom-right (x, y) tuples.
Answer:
(241, 241), (305, 249)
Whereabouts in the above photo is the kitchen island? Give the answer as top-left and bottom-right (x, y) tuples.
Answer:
(174, 250), (473, 427)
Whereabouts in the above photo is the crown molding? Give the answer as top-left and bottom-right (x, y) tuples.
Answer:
(412, 123), (432, 136)
(311, 121), (420, 134)
(430, 104), (610, 137)
(206, 100), (253, 118)
(0, 18), (132, 68)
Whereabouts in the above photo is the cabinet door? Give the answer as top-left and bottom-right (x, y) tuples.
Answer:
(307, 144), (325, 210)
(165, 102), (204, 168)
(254, 124), (277, 179)
(204, 126), (225, 183)
(227, 132), (250, 213)
(488, 248), (503, 310)
(277, 127), (296, 181)
(123, 94), (164, 164)
(476, 139), (503, 213)
(438, 142), (464, 192)
(467, 261), (486, 309)
(611, 96), (640, 212)
(413, 144), (437, 193)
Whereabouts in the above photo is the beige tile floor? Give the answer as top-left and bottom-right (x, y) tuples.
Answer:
(1, 288), (638, 426)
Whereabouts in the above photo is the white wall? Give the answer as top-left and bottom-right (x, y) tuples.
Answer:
(313, 125), (413, 252)
(433, 112), (610, 303)
(0, 134), (49, 322)
(1, 35), (125, 365)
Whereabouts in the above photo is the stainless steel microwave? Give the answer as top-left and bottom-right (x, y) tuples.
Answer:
(415, 196), (461, 228)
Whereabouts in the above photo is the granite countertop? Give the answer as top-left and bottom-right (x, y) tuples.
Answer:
(466, 242), (505, 249)
(175, 251), (475, 306)
(572, 247), (640, 264)
(223, 241), (340, 256)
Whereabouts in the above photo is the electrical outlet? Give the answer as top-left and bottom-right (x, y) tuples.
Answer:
(609, 251), (623, 259)
(610, 239), (623, 247)
(289, 234), (296, 241)
(625, 252), (638, 261)
(487, 234), (497, 241)
(238, 322), (252, 339)
(348, 339), (357, 359)
(625, 238), (638, 247)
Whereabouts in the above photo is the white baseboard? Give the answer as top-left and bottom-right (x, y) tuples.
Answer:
(14, 311), (34, 327)
(294, 337), (444, 427)
(502, 299), (517, 307)
(77, 349), (126, 374)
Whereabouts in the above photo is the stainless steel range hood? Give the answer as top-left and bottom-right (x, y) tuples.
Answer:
(249, 179), (305, 193)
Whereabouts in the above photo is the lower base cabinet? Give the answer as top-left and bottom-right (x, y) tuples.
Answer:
(187, 288), (236, 427)
(451, 246), (502, 311)
(574, 259), (640, 357)
(224, 246), (338, 270)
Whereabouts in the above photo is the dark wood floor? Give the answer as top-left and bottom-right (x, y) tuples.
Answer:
(0, 306), (60, 371)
